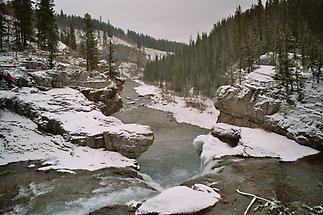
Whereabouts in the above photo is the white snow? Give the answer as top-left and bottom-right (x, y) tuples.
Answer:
(111, 36), (135, 48)
(0, 111), (136, 171)
(194, 123), (319, 173)
(56, 169), (77, 174)
(246, 66), (275, 83)
(58, 41), (68, 51)
(135, 83), (161, 97)
(135, 81), (219, 129)
(143, 47), (170, 61)
(136, 184), (220, 215)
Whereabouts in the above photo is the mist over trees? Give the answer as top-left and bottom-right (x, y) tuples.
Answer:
(144, 0), (323, 97)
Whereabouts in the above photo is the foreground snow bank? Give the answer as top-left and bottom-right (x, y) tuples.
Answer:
(135, 81), (219, 129)
(194, 123), (319, 173)
(0, 111), (136, 171)
(136, 184), (220, 215)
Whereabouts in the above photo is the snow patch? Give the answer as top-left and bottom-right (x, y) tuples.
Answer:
(246, 66), (276, 83)
(136, 184), (220, 214)
(134, 81), (219, 129)
(194, 124), (319, 173)
(57, 41), (68, 51)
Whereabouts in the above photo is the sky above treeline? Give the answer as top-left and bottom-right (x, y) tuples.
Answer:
(55, 0), (257, 43)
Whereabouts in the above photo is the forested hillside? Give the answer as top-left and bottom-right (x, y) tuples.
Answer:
(144, 0), (323, 96)
(55, 11), (186, 53)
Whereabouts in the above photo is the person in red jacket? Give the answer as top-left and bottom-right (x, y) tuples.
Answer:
(5, 72), (13, 87)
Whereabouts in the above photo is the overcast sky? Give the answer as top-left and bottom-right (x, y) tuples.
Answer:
(55, 0), (257, 43)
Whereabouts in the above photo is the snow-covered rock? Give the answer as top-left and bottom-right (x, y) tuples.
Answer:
(193, 123), (319, 174)
(29, 69), (70, 88)
(0, 110), (136, 170)
(211, 123), (241, 146)
(79, 87), (123, 116)
(0, 87), (154, 158)
(136, 184), (220, 215)
(215, 65), (323, 150)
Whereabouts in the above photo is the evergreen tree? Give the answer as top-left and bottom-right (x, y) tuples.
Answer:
(103, 30), (108, 47)
(47, 22), (58, 68)
(36, 0), (57, 49)
(0, 1), (7, 50)
(69, 24), (77, 49)
(12, 0), (33, 50)
(81, 13), (98, 71)
(36, 0), (58, 68)
(107, 40), (115, 78)
(107, 20), (112, 38)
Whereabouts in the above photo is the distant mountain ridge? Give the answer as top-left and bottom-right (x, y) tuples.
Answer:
(55, 11), (186, 53)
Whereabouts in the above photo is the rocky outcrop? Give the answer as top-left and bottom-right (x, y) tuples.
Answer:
(0, 87), (154, 159)
(29, 70), (70, 88)
(80, 87), (123, 116)
(215, 85), (280, 128)
(214, 65), (323, 150)
(211, 123), (241, 147)
(71, 124), (154, 159)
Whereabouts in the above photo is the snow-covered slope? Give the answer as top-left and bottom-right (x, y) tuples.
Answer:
(134, 80), (219, 129)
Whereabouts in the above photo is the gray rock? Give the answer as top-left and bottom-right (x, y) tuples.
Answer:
(211, 123), (241, 147)
(215, 85), (280, 127)
(104, 128), (154, 159)
(29, 70), (69, 88)
(80, 87), (123, 116)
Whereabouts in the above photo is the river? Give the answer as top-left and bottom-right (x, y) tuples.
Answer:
(114, 80), (208, 188)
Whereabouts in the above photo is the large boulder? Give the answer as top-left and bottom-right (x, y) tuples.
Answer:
(214, 85), (280, 127)
(80, 87), (123, 116)
(211, 123), (241, 147)
(103, 124), (154, 159)
(29, 70), (69, 88)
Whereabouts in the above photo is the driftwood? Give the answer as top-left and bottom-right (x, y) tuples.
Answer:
(236, 189), (271, 215)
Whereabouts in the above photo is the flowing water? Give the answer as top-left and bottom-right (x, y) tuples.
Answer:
(114, 80), (208, 188)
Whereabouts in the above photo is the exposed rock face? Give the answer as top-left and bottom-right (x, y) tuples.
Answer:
(103, 125), (154, 159)
(215, 85), (280, 128)
(0, 87), (154, 159)
(211, 123), (241, 147)
(214, 65), (323, 150)
(80, 87), (123, 116)
(29, 70), (70, 88)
